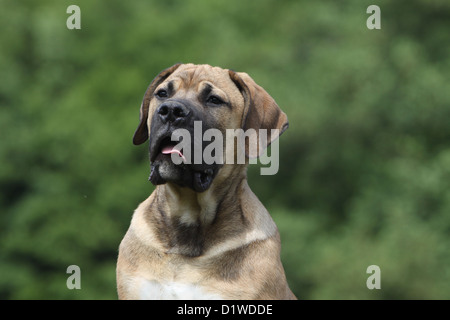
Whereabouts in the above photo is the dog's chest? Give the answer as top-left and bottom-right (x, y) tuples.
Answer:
(139, 279), (223, 300)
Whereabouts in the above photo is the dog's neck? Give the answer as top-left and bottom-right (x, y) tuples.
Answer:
(159, 182), (220, 226)
(151, 164), (249, 257)
(157, 164), (246, 225)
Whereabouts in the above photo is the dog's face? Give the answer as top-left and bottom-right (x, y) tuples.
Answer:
(133, 63), (288, 192)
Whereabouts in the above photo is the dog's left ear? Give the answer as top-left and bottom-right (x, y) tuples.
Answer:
(229, 70), (289, 158)
(133, 63), (182, 145)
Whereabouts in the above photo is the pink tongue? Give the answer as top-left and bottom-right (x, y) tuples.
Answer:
(162, 145), (186, 162)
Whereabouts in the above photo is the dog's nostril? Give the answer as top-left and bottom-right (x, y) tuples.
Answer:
(158, 105), (169, 116)
(157, 103), (189, 123)
(173, 106), (186, 118)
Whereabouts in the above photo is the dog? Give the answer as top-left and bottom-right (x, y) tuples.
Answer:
(116, 63), (296, 300)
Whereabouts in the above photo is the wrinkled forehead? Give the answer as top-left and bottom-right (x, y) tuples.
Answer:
(164, 64), (237, 94)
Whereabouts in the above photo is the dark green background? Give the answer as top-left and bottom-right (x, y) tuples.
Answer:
(1, 0), (449, 299)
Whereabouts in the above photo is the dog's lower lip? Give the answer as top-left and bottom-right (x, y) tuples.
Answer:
(193, 169), (214, 192)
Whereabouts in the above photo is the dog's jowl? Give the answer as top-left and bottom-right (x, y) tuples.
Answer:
(116, 63), (296, 300)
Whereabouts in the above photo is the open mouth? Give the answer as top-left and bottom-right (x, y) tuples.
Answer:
(150, 133), (217, 192)
(158, 136), (186, 162)
(155, 136), (186, 163)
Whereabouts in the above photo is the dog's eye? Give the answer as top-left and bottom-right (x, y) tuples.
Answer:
(207, 95), (224, 105)
(155, 89), (168, 98)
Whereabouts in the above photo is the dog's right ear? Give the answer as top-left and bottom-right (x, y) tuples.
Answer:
(228, 70), (288, 158)
(132, 63), (182, 145)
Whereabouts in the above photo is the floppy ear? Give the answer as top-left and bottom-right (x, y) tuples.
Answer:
(132, 63), (182, 145)
(228, 70), (289, 158)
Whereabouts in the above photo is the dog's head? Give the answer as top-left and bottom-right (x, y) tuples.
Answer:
(132, 63), (288, 192)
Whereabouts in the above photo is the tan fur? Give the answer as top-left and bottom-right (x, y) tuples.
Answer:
(117, 64), (295, 300)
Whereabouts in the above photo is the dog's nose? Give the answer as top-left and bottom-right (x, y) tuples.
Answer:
(157, 102), (191, 124)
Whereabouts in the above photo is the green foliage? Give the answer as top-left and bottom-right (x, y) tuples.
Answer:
(1, 0), (449, 299)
